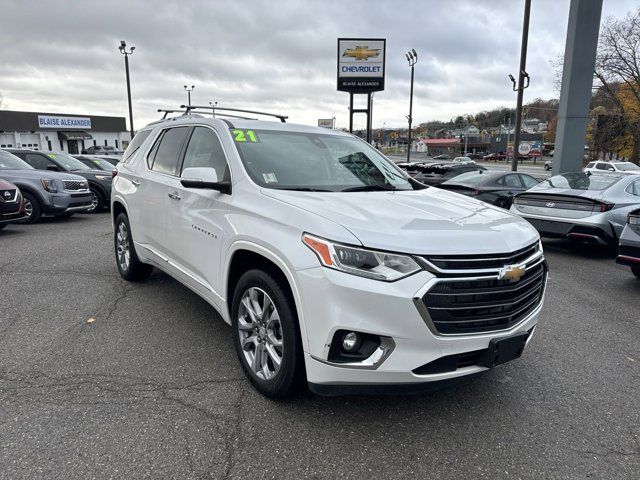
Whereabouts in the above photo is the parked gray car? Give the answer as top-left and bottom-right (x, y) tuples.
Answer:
(616, 209), (640, 278)
(510, 172), (640, 246)
(0, 150), (91, 223)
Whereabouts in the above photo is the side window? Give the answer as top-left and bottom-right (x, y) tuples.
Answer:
(520, 174), (539, 188)
(586, 162), (595, 168)
(627, 179), (640, 196)
(122, 129), (151, 163)
(148, 127), (189, 176)
(181, 127), (229, 180)
(26, 153), (53, 170)
(503, 174), (522, 188)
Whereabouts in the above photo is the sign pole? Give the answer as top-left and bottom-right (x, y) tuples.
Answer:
(349, 93), (354, 133)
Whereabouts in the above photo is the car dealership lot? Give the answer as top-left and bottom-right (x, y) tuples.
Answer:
(1, 215), (639, 479)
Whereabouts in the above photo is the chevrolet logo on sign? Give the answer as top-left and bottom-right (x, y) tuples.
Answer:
(498, 264), (526, 283)
(343, 46), (381, 61)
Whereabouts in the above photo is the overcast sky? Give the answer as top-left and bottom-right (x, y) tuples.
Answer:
(0, 0), (637, 131)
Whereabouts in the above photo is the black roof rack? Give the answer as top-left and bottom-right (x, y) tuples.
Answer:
(180, 105), (288, 123)
(157, 109), (184, 119)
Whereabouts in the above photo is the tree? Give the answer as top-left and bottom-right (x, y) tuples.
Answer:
(593, 8), (640, 163)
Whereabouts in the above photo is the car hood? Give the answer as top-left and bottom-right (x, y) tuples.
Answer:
(0, 168), (88, 182)
(262, 187), (539, 255)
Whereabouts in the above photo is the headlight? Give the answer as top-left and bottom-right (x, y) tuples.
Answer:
(40, 178), (57, 193)
(302, 234), (421, 281)
(94, 175), (111, 181)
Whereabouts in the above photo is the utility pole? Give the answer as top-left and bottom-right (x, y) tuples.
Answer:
(405, 49), (417, 162)
(509, 0), (531, 171)
(118, 40), (135, 140)
(464, 116), (469, 155)
(184, 85), (195, 106)
(506, 117), (512, 162)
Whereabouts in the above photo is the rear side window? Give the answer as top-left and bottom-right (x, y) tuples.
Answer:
(626, 179), (640, 196)
(520, 174), (539, 188)
(122, 130), (151, 163)
(148, 127), (190, 176)
(181, 127), (229, 180)
(498, 174), (522, 188)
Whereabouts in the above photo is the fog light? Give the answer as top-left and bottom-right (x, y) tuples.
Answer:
(342, 332), (360, 352)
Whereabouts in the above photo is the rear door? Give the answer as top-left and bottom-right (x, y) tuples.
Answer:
(164, 125), (231, 298)
(132, 126), (190, 259)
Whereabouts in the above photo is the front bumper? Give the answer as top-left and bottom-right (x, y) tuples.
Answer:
(43, 191), (93, 215)
(296, 265), (544, 390)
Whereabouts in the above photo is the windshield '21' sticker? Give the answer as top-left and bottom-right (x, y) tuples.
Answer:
(231, 129), (260, 143)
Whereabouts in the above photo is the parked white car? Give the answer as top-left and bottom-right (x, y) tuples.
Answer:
(584, 160), (640, 175)
(452, 156), (475, 164)
(111, 108), (546, 398)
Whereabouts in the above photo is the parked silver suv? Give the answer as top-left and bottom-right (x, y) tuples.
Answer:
(112, 106), (546, 398)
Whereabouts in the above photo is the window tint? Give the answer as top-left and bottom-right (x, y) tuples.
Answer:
(502, 174), (522, 188)
(26, 153), (53, 170)
(149, 127), (189, 175)
(520, 174), (539, 188)
(586, 162), (595, 168)
(595, 163), (607, 170)
(181, 127), (229, 180)
(122, 129), (151, 163)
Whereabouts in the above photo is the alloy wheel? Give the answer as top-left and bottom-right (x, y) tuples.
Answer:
(87, 191), (99, 212)
(237, 287), (284, 381)
(23, 197), (33, 219)
(116, 222), (131, 272)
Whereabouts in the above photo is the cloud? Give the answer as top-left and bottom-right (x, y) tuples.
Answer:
(0, 0), (636, 130)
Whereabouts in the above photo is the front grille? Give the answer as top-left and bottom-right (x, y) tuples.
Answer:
(422, 261), (547, 335)
(63, 180), (87, 191)
(426, 242), (539, 271)
(0, 189), (18, 202)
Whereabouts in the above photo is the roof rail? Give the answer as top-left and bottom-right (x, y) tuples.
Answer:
(157, 109), (185, 119)
(180, 105), (288, 123)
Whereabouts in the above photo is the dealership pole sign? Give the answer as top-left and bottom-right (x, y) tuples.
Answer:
(337, 38), (386, 93)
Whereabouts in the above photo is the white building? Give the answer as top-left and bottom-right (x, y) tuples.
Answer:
(0, 110), (129, 154)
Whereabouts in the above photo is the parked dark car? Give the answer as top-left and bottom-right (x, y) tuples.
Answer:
(438, 170), (541, 209)
(73, 155), (117, 172)
(616, 209), (640, 278)
(94, 155), (121, 167)
(81, 145), (123, 155)
(0, 150), (91, 223)
(398, 161), (487, 186)
(0, 178), (26, 229)
(7, 149), (112, 213)
(483, 152), (506, 161)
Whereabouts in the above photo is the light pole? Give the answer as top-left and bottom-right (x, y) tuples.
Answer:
(184, 85), (195, 106)
(118, 40), (135, 140)
(405, 49), (417, 162)
(464, 116), (470, 155)
(508, 0), (532, 171)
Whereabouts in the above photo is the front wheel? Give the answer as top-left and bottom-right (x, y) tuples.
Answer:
(232, 270), (304, 398)
(87, 187), (104, 213)
(21, 192), (42, 223)
(632, 267), (640, 279)
(114, 213), (153, 281)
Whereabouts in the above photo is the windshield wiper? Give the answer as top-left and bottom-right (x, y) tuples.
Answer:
(275, 186), (333, 192)
(341, 184), (398, 192)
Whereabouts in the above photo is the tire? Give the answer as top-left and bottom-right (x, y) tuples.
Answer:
(114, 213), (153, 281)
(231, 269), (305, 399)
(545, 165), (551, 171)
(87, 187), (104, 213)
(21, 192), (42, 223)
(495, 198), (510, 209)
(632, 267), (640, 279)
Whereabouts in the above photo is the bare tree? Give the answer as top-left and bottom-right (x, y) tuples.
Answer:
(593, 8), (640, 163)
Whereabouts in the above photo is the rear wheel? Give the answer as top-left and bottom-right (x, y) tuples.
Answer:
(632, 267), (640, 279)
(21, 192), (41, 223)
(232, 269), (304, 398)
(114, 213), (153, 281)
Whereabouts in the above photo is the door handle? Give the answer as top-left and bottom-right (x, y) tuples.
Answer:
(131, 180), (141, 187)
(168, 191), (182, 200)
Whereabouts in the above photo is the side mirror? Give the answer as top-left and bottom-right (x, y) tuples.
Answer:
(180, 167), (231, 194)
(46, 164), (60, 171)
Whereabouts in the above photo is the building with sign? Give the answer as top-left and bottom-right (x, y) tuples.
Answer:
(0, 110), (128, 154)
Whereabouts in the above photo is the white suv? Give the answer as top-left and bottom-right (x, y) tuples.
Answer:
(584, 160), (640, 174)
(111, 107), (547, 398)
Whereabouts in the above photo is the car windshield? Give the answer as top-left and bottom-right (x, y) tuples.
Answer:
(84, 157), (115, 170)
(49, 153), (90, 171)
(614, 162), (640, 171)
(232, 129), (412, 191)
(538, 172), (622, 191)
(447, 171), (494, 185)
(0, 150), (33, 170)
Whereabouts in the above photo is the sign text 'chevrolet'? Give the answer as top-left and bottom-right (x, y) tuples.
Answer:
(337, 38), (386, 93)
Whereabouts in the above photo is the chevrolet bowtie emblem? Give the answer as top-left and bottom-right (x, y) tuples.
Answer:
(343, 46), (381, 61)
(498, 264), (526, 283)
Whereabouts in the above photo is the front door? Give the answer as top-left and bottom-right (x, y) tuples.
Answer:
(165, 125), (230, 298)
(67, 140), (78, 154)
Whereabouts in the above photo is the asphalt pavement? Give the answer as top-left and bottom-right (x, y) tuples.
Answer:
(1, 213), (639, 479)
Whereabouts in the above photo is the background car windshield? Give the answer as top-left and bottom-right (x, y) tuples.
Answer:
(233, 130), (412, 191)
(87, 157), (115, 170)
(614, 162), (640, 171)
(448, 171), (492, 185)
(0, 150), (33, 170)
(50, 153), (90, 171)
(538, 172), (621, 191)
